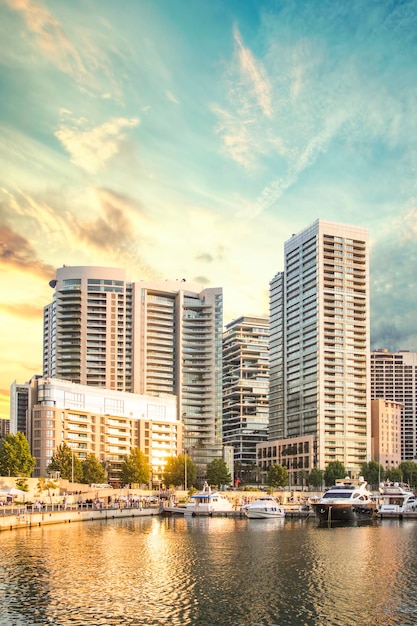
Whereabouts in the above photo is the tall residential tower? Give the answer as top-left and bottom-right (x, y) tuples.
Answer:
(222, 316), (269, 480)
(260, 220), (370, 482)
(43, 267), (223, 455)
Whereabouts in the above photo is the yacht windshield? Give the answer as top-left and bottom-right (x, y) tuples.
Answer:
(322, 491), (353, 499)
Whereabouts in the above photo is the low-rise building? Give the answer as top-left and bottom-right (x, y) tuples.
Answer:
(371, 398), (402, 470)
(11, 377), (180, 485)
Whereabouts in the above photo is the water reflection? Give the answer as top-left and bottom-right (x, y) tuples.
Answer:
(0, 517), (417, 625)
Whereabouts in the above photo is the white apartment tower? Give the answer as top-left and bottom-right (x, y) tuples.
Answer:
(43, 267), (223, 452)
(269, 219), (370, 477)
(43, 267), (132, 391)
(371, 349), (417, 461)
(132, 279), (223, 450)
(222, 316), (269, 476)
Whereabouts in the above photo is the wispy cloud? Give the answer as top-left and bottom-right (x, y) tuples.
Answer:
(0, 225), (55, 278)
(3, 0), (87, 79)
(212, 25), (274, 170)
(0, 302), (43, 319)
(166, 91), (179, 104)
(370, 206), (417, 351)
(55, 114), (139, 174)
(233, 24), (272, 118)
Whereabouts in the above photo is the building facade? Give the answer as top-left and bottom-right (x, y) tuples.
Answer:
(43, 267), (223, 457)
(0, 418), (10, 440)
(265, 219), (370, 484)
(9, 381), (31, 437)
(371, 399), (402, 469)
(371, 350), (417, 461)
(20, 377), (180, 483)
(222, 316), (269, 478)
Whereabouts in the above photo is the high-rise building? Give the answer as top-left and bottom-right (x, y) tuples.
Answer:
(9, 381), (31, 437)
(0, 418), (10, 440)
(43, 267), (132, 391)
(263, 219), (370, 483)
(132, 279), (223, 451)
(371, 349), (417, 461)
(43, 267), (223, 458)
(222, 316), (269, 480)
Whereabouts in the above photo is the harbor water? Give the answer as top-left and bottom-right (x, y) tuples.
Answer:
(1, 515), (417, 626)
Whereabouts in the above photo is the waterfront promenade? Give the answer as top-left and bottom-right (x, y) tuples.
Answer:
(0, 501), (161, 531)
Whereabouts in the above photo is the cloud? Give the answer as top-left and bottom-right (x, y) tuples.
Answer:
(0, 225), (55, 278)
(212, 25), (274, 170)
(370, 207), (417, 351)
(55, 115), (139, 174)
(0, 302), (43, 319)
(166, 91), (179, 104)
(195, 253), (214, 263)
(3, 0), (87, 79)
(192, 275), (210, 285)
(233, 24), (272, 118)
(73, 188), (138, 249)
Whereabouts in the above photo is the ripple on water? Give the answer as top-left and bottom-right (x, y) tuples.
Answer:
(1, 517), (417, 625)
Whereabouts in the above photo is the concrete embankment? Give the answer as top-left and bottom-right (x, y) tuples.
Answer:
(0, 506), (159, 532)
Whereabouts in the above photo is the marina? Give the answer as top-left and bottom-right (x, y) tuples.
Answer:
(1, 512), (417, 625)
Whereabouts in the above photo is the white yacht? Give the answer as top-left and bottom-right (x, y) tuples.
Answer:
(378, 482), (417, 516)
(243, 495), (285, 519)
(184, 482), (234, 516)
(312, 477), (376, 522)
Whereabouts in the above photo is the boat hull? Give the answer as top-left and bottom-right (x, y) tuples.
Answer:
(246, 509), (285, 519)
(313, 501), (376, 522)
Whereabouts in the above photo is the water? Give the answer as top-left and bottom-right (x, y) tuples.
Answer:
(1, 515), (417, 625)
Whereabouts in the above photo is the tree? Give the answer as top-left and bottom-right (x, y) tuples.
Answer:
(205, 458), (232, 488)
(47, 443), (83, 482)
(399, 461), (417, 488)
(0, 432), (36, 477)
(308, 468), (324, 489)
(267, 464), (288, 489)
(37, 477), (59, 504)
(360, 461), (385, 489)
(386, 466), (402, 483)
(323, 461), (347, 487)
(163, 454), (196, 488)
(81, 453), (107, 484)
(15, 477), (29, 492)
(119, 447), (150, 487)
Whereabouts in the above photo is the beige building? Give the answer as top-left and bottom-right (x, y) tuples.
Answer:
(21, 377), (180, 485)
(257, 435), (316, 489)
(371, 399), (402, 469)
(371, 349), (417, 461)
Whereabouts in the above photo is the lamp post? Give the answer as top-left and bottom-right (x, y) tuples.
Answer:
(184, 450), (187, 492)
(71, 448), (74, 484)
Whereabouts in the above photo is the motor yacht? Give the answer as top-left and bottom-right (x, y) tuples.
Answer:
(243, 495), (285, 519)
(312, 477), (376, 522)
(184, 482), (234, 516)
(378, 482), (417, 516)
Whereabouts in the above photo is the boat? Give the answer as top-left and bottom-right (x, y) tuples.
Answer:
(243, 495), (285, 519)
(184, 482), (234, 516)
(312, 477), (376, 522)
(378, 482), (417, 516)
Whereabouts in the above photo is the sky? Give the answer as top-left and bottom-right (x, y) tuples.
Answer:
(1, 0), (417, 419)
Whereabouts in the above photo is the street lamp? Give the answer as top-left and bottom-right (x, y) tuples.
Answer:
(184, 450), (187, 491)
(71, 448), (74, 484)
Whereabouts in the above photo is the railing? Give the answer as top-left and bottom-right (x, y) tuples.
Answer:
(0, 500), (160, 517)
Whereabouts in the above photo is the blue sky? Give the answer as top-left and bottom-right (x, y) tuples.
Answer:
(1, 0), (417, 417)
